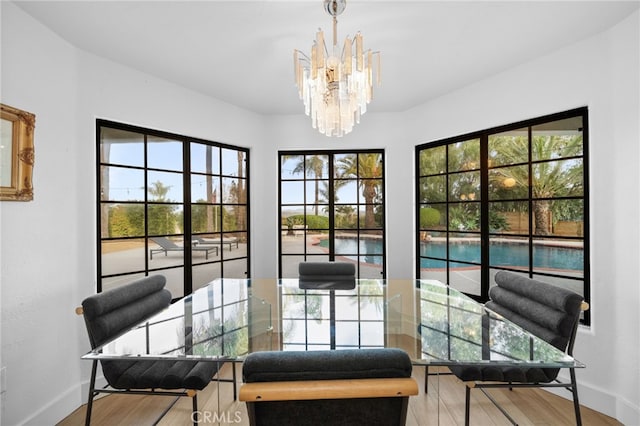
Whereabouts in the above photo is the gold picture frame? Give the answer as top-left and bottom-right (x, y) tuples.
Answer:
(1, 103), (35, 201)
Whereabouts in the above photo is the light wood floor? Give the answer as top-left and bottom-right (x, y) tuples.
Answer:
(58, 364), (620, 426)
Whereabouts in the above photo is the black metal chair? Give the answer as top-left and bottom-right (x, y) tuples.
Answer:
(298, 261), (356, 289)
(77, 275), (220, 426)
(448, 270), (589, 425)
(239, 349), (418, 426)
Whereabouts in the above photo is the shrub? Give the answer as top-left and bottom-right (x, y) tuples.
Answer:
(420, 207), (441, 228)
(489, 210), (510, 232)
(285, 214), (329, 230)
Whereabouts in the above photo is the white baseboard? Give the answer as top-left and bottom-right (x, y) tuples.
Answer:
(615, 396), (640, 426)
(17, 375), (107, 425)
(547, 373), (639, 425)
(22, 384), (81, 426)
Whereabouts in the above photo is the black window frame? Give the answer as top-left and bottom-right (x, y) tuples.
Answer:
(278, 149), (386, 279)
(96, 119), (250, 297)
(415, 107), (590, 325)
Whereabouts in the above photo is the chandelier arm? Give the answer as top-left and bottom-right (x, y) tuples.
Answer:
(295, 49), (312, 62)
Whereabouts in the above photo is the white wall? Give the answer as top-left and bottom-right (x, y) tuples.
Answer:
(255, 112), (411, 280)
(605, 11), (640, 424)
(0, 3), (265, 425)
(1, 2), (82, 424)
(401, 10), (640, 424)
(1, 1), (638, 424)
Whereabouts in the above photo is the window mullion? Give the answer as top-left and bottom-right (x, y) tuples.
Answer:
(328, 154), (335, 261)
(480, 135), (490, 300)
(183, 139), (192, 295)
(528, 126), (534, 278)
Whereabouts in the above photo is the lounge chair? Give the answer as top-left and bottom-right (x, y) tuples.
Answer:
(195, 236), (239, 251)
(150, 236), (218, 260)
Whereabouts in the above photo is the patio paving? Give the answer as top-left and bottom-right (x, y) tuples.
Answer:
(100, 235), (583, 298)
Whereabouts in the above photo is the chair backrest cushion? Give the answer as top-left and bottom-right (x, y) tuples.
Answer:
(81, 275), (171, 348)
(488, 270), (583, 350)
(243, 348), (412, 383)
(298, 261), (356, 289)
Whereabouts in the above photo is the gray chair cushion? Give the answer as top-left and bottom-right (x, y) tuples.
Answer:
(449, 270), (583, 383)
(298, 261), (356, 289)
(81, 275), (218, 391)
(243, 348), (412, 383)
(102, 359), (216, 390)
(82, 275), (171, 348)
(449, 363), (559, 383)
(493, 271), (582, 316)
(489, 271), (583, 350)
(249, 398), (406, 426)
(242, 349), (413, 426)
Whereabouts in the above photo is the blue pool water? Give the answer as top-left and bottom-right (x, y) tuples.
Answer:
(320, 238), (583, 271)
(420, 241), (583, 270)
(319, 238), (384, 265)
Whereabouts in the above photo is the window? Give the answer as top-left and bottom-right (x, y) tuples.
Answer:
(97, 120), (250, 298)
(280, 280), (387, 350)
(279, 150), (385, 279)
(416, 108), (589, 324)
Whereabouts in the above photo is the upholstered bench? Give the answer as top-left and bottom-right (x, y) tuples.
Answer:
(240, 348), (418, 426)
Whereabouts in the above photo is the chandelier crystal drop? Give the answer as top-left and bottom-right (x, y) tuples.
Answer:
(294, 0), (381, 137)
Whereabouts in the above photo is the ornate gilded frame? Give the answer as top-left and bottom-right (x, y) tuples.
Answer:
(1, 103), (35, 201)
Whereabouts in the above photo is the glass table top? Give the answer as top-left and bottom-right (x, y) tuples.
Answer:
(83, 278), (583, 369)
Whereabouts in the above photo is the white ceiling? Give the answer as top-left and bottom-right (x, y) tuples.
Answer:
(13, 1), (640, 115)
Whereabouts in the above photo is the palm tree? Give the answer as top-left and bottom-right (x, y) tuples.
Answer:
(147, 181), (177, 234)
(100, 143), (111, 238)
(148, 180), (171, 201)
(205, 145), (218, 233)
(235, 150), (246, 235)
(291, 155), (327, 216)
(336, 153), (382, 229)
(491, 134), (583, 235)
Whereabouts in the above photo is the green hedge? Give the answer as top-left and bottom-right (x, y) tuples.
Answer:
(285, 214), (329, 229)
(420, 207), (441, 228)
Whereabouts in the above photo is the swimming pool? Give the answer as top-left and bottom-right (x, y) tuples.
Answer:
(319, 238), (583, 271)
(421, 241), (583, 271)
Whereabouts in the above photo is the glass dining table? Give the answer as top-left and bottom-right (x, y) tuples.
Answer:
(83, 277), (584, 370)
(82, 278), (585, 423)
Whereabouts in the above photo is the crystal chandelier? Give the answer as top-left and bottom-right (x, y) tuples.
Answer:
(294, 0), (381, 137)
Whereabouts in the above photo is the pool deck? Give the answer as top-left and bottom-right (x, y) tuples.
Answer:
(100, 233), (584, 297)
